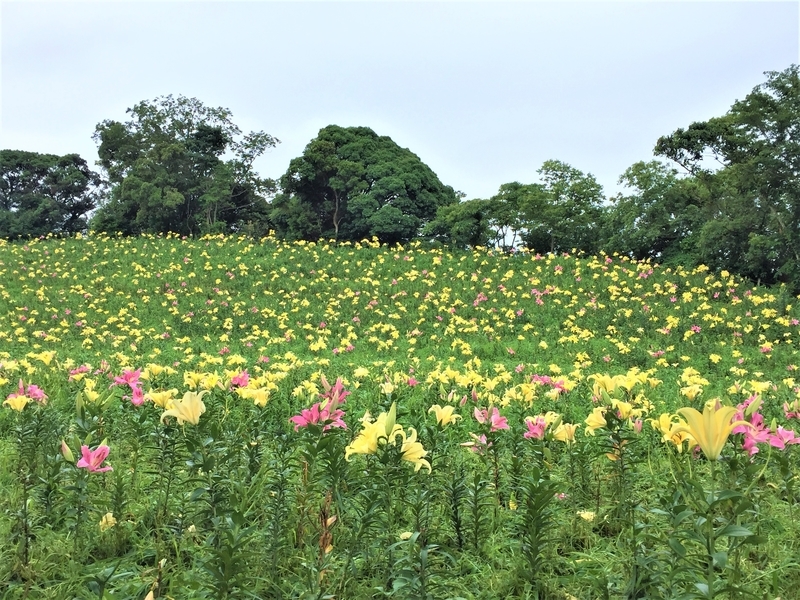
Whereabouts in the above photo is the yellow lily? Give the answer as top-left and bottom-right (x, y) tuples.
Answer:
(673, 404), (750, 460)
(649, 413), (677, 442)
(428, 404), (462, 427)
(552, 422), (579, 444)
(146, 388), (178, 409)
(611, 399), (639, 420)
(398, 427), (431, 473)
(345, 406), (401, 460)
(3, 394), (30, 412)
(160, 390), (207, 426)
(584, 407), (607, 435)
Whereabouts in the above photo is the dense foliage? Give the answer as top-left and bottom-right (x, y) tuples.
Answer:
(91, 95), (278, 237)
(653, 65), (800, 289)
(270, 125), (459, 244)
(1, 234), (799, 598)
(0, 150), (101, 239)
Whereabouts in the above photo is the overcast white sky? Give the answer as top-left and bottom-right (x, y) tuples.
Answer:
(1, 1), (798, 200)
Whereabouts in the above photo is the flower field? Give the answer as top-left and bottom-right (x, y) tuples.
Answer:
(1, 233), (799, 599)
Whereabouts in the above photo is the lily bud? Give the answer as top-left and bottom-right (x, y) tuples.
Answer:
(61, 440), (74, 463)
(385, 402), (397, 438)
(745, 396), (763, 417)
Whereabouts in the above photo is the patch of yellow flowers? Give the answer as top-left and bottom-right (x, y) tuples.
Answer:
(345, 403), (431, 473)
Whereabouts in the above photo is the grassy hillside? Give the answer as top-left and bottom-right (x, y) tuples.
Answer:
(1, 233), (799, 599)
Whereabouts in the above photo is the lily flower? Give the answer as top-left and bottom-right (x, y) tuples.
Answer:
(473, 406), (509, 432)
(230, 370), (250, 388)
(584, 407), (607, 435)
(398, 427), (431, 473)
(345, 405), (402, 460)
(523, 416), (547, 440)
(319, 375), (350, 408)
(289, 401), (347, 432)
(552, 422), (579, 444)
(673, 404), (750, 460)
(113, 369), (141, 388)
(461, 433), (491, 454)
(145, 388), (179, 409)
(769, 426), (800, 450)
(428, 404), (462, 427)
(3, 389), (31, 412)
(160, 390), (207, 426)
(76, 445), (113, 473)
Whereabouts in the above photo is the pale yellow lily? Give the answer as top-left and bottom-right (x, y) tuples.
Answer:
(552, 422), (579, 444)
(160, 390), (207, 426)
(584, 407), (607, 435)
(673, 404), (750, 460)
(428, 404), (462, 427)
(398, 427), (431, 473)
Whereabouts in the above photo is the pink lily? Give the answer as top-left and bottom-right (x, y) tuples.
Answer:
(76, 445), (113, 473)
(523, 416), (547, 440)
(319, 375), (350, 410)
(473, 406), (509, 432)
(113, 369), (141, 388)
(289, 402), (347, 432)
(733, 405), (770, 456)
(230, 370), (250, 388)
(130, 385), (145, 406)
(769, 427), (800, 450)
(461, 433), (491, 454)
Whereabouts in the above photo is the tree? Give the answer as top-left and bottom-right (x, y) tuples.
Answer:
(520, 160), (606, 254)
(485, 182), (540, 249)
(92, 95), (278, 236)
(655, 64), (800, 288)
(270, 125), (458, 244)
(424, 196), (493, 248)
(603, 160), (704, 265)
(0, 150), (101, 239)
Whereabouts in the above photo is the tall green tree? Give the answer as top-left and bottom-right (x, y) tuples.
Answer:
(655, 65), (800, 288)
(604, 161), (705, 265)
(520, 160), (606, 254)
(485, 182), (540, 249)
(424, 196), (493, 248)
(0, 150), (101, 239)
(92, 95), (278, 236)
(270, 125), (458, 244)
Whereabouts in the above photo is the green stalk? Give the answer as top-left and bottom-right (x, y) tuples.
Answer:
(707, 460), (717, 599)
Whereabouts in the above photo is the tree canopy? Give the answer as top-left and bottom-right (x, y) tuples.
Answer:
(0, 150), (101, 239)
(91, 95), (278, 236)
(427, 160), (605, 254)
(270, 125), (458, 244)
(654, 65), (800, 287)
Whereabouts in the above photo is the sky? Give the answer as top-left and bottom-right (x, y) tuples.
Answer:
(1, 1), (798, 201)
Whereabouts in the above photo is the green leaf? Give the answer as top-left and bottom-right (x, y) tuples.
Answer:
(716, 524), (753, 538)
(668, 538), (686, 558)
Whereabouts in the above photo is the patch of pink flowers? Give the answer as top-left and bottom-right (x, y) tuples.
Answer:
(473, 406), (509, 432)
(230, 370), (250, 388)
(289, 375), (349, 433)
(733, 395), (800, 455)
(523, 416), (547, 440)
(112, 368), (144, 406)
(8, 379), (48, 404)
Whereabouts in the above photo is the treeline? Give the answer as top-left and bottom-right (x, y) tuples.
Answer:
(2, 66), (799, 290)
